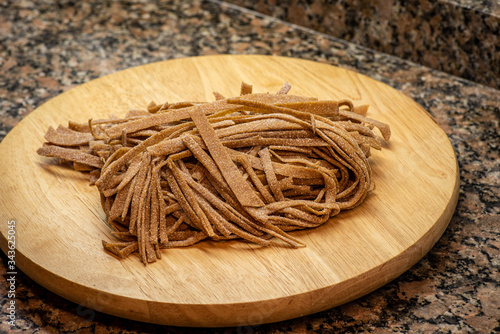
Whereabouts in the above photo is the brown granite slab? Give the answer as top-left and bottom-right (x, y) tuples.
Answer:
(225, 0), (500, 89)
(1, 0), (499, 333)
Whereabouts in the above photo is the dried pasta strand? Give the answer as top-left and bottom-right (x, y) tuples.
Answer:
(37, 145), (103, 168)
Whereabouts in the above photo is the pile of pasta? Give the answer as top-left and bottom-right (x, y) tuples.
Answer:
(37, 83), (390, 264)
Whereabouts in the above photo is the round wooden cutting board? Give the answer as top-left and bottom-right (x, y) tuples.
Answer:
(0, 55), (459, 327)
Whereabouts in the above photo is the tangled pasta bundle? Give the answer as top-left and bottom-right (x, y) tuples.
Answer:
(37, 82), (390, 264)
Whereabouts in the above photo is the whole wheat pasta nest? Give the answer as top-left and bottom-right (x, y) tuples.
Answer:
(37, 82), (390, 264)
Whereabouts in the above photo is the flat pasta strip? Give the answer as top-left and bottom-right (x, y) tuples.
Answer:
(37, 145), (103, 168)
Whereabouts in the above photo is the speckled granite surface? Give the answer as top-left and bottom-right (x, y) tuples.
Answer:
(225, 0), (500, 89)
(1, 0), (499, 333)
(448, 0), (500, 15)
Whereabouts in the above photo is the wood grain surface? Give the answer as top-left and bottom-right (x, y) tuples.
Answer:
(0, 55), (459, 327)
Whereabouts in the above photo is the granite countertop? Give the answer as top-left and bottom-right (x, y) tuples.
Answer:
(1, 0), (499, 333)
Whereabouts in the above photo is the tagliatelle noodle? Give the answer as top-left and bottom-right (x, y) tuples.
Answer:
(37, 82), (390, 264)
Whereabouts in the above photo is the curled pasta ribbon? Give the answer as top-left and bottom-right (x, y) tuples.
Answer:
(37, 82), (390, 264)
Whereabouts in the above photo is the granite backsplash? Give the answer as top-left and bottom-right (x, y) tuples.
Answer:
(224, 0), (500, 89)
